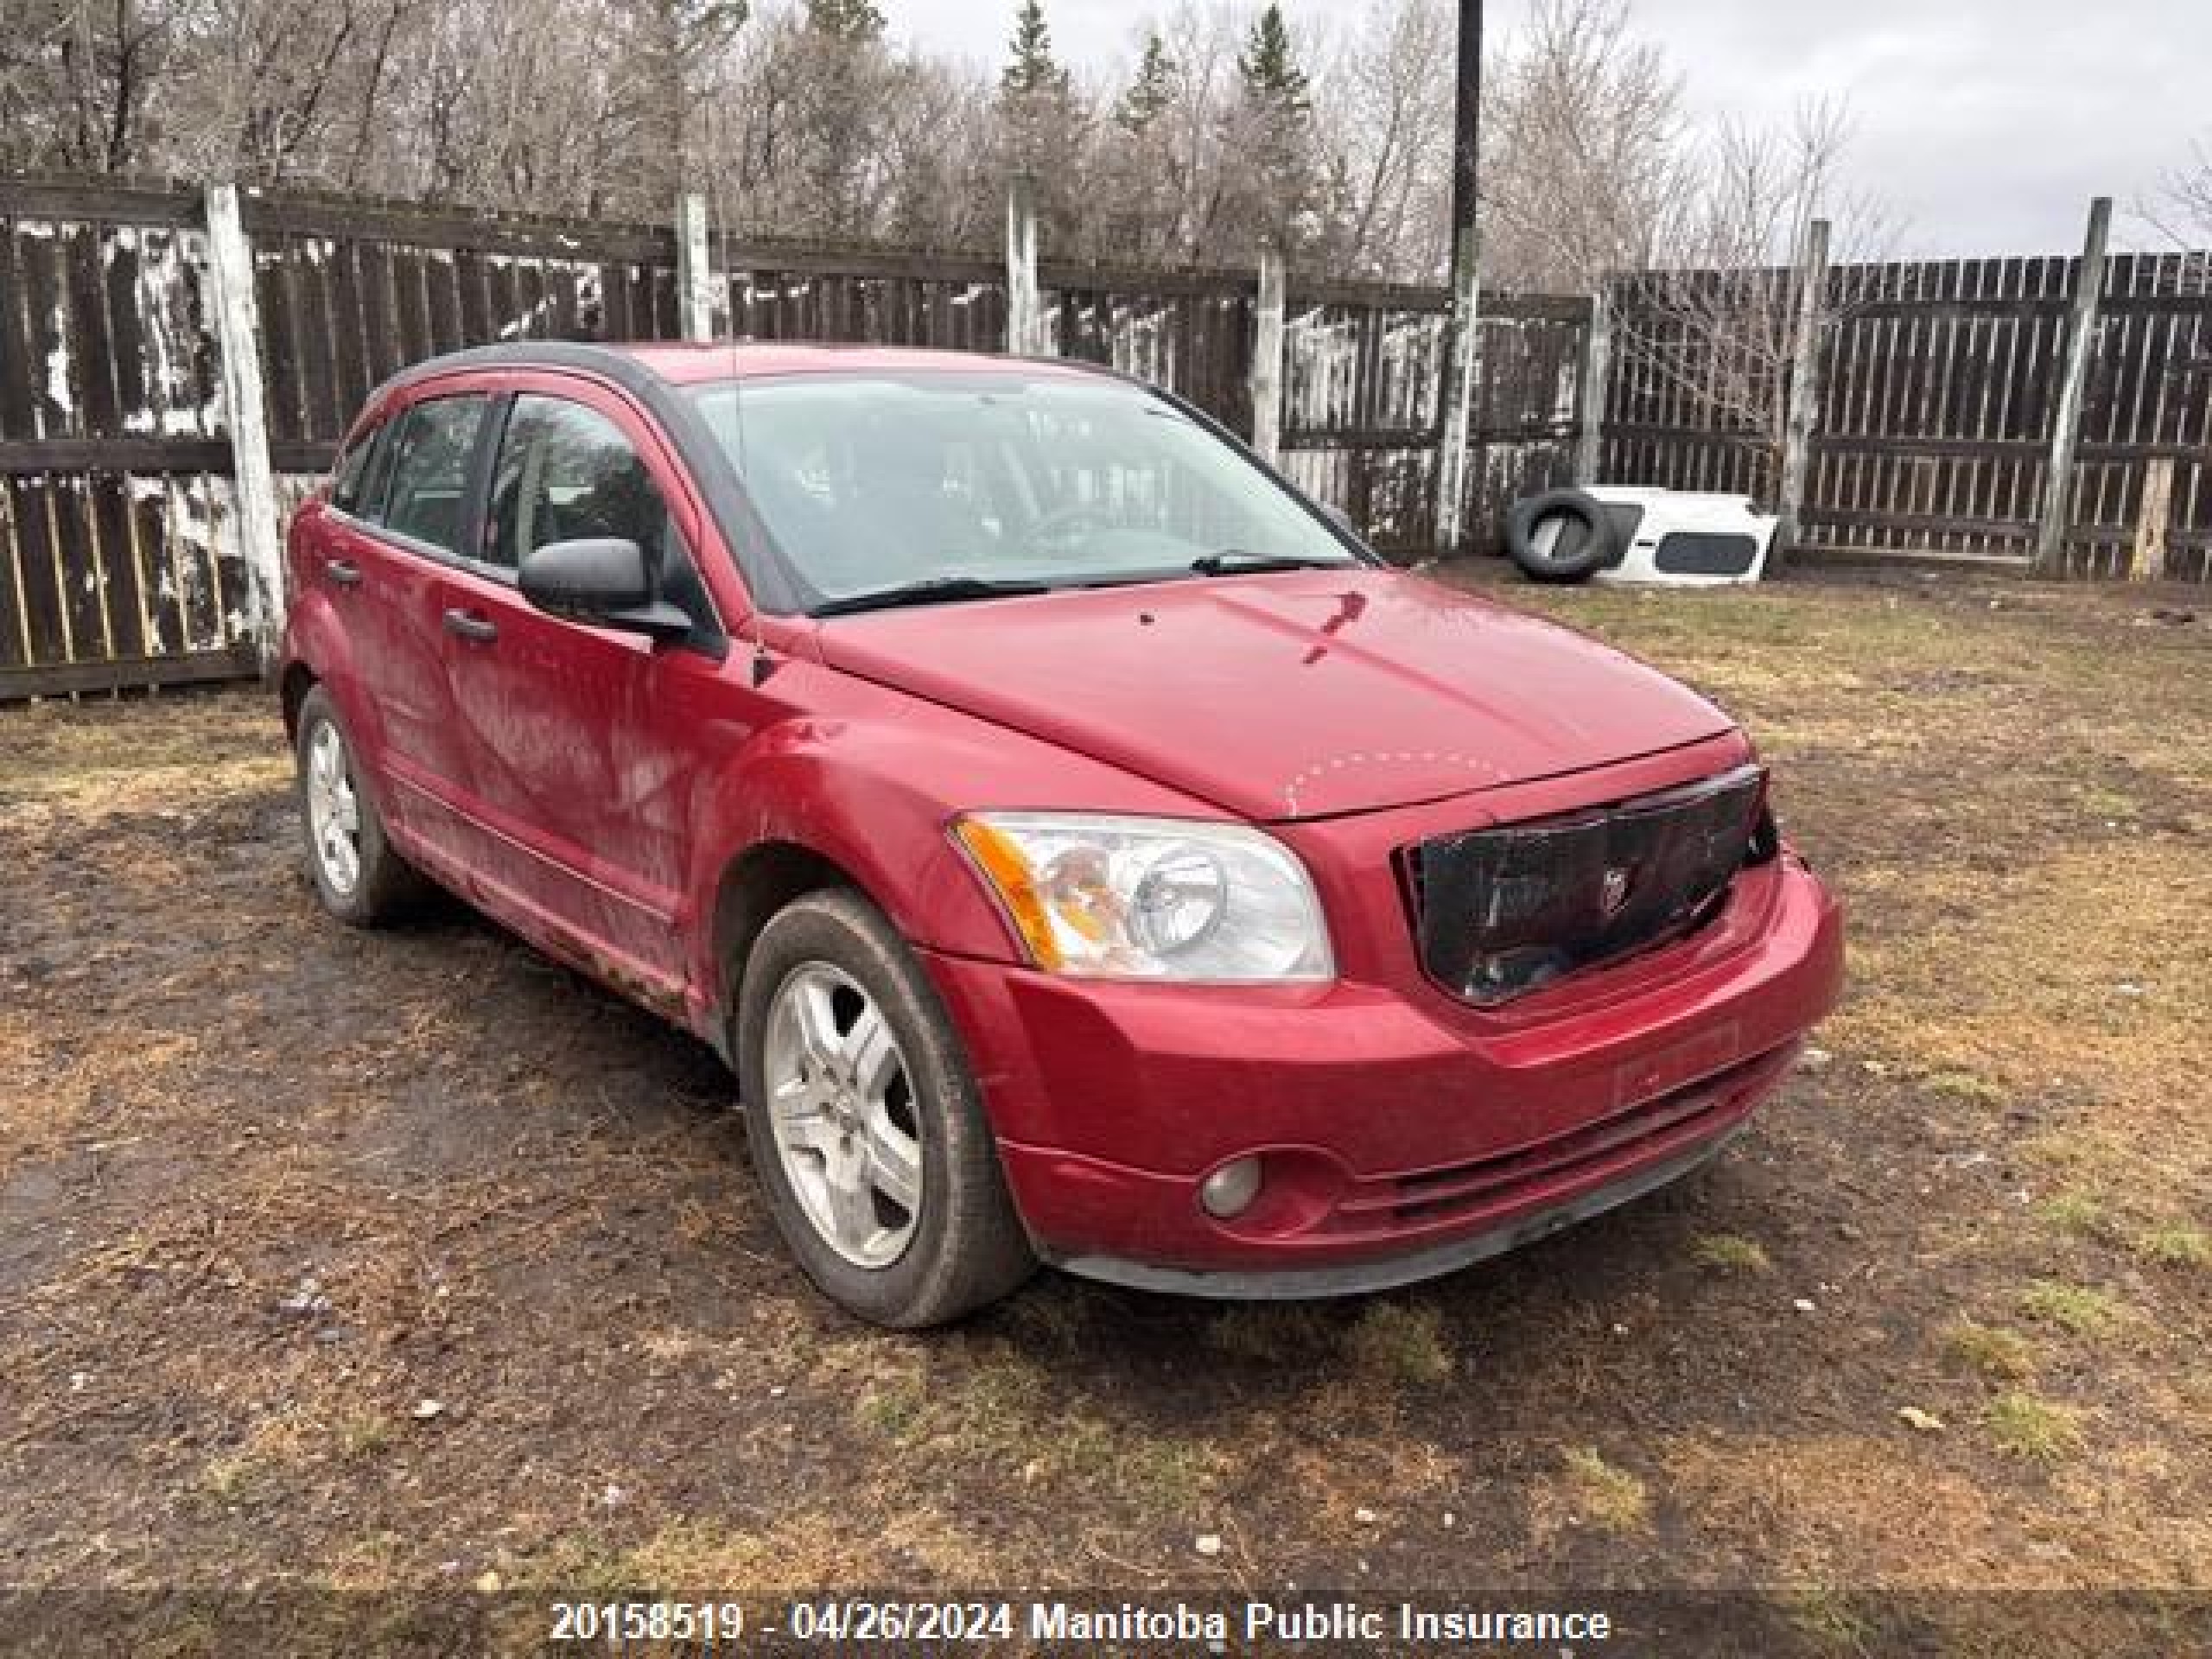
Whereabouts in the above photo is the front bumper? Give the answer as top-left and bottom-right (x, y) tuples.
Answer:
(1051, 1128), (1747, 1299)
(919, 853), (1843, 1292)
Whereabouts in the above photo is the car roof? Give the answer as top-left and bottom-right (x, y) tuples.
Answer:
(390, 340), (1109, 391)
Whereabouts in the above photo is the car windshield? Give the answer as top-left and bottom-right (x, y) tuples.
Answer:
(688, 372), (1360, 609)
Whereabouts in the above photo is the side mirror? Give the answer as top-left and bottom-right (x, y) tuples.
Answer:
(518, 537), (691, 642)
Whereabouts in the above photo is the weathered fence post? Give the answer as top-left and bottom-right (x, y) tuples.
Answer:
(676, 192), (719, 343)
(202, 181), (283, 665)
(2035, 196), (2113, 577)
(1773, 217), (1831, 573)
(1573, 285), (1611, 487)
(1005, 175), (1042, 357)
(1433, 227), (1483, 553)
(1249, 245), (1287, 464)
(2132, 456), (2175, 582)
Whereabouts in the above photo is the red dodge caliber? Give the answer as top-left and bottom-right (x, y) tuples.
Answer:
(278, 342), (1843, 1326)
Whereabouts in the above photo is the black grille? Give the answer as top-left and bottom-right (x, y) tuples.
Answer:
(1409, 766), (1766, 1006)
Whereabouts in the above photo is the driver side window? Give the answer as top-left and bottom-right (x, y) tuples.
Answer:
(484, 394), (716, 631)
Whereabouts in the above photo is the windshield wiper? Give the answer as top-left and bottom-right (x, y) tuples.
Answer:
(1189, 550), (1348, 576)
(810, 575), (1055, 617)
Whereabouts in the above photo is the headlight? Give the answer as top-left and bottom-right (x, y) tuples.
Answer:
(952, 812), (1334, 982)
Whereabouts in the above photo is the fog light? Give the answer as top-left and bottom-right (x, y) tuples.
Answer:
(1199, 1157), (1263, 1219)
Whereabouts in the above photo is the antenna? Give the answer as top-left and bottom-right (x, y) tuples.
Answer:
(706, 154), (772, 688)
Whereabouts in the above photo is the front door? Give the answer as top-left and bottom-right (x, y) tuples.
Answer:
(433, 385), (736, 1006)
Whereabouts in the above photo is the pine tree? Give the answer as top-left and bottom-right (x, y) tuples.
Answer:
(1001, 1), (1067, 98)
(805, 0), (885, 43)
(1114, 32), (1174, 134)
(1237, 4), (1311, 114)
(628, 0), (749, 194)
(798, 0), (891, 236)
(1211, 3), (1320, 261)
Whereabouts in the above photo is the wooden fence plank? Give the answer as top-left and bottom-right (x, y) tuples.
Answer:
(202, 182), (283, 664)
(2037, 199), (2113, 573)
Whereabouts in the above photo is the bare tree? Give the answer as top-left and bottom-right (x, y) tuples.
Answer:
(0, 0), (1901, 303)
(874, 50), (997, 247)
(159, 0), (387, 187)
(1315, 0), (1452, 280)
(1090, 29), (1188, 264)
(625, 0), (748, 199)
(373, 0), (639, 214)
(1607, 99), (1894, 497)
(1146, 2), (1242, 263)
(2143, 137), (2212, 250)
(1, 0), (173, 174)
(1479, 0), (1688, 294)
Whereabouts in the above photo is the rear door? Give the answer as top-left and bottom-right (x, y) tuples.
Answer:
(317, 387), (495, 863)
(430, 380), (734, 1002)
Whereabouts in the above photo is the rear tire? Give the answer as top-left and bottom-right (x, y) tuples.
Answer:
(736, 887), (1035, 1327)
(295, 684), (429, 927)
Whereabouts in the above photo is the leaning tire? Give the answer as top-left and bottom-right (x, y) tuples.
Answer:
(294, 684), (430, 926)
(1505, 488), (1616, 583)
(735, 887), (1035, 1328)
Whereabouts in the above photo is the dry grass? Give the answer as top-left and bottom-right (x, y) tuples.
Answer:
(2016, 1280), (2123, 1339)
(2133, 1226), (2209, 1269)
(0, 690), (285, 810)
(1982, 1390), (2085, 1463)
(1779, 1580), (1877, 1654)
(1554, 1446), (1650, 1535)
(5, 570), (2210, 1649)
(2032, 1190), (2113, 1241)
(1942, 1322), (2038, 1382)
(1344, 1299), (1454, 1387)
(1204, 1302), (1334, 1363)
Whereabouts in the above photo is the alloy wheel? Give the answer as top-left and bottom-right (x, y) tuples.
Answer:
(760, 963), (925, 1268)
(304, 721), (362, 896)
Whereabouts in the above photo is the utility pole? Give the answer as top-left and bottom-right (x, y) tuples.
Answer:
(1450, 0), (1483, 254)
(1433, 0), (1484, 555)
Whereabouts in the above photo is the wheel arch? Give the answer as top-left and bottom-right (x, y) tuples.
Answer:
(709, 839), (871, 1043)
(278, 660), (320, 741)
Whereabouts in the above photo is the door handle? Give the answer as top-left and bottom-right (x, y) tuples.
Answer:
(442, 607), (499, 644)
(324, 557), (362, 588)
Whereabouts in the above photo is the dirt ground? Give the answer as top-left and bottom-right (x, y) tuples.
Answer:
(3, 565), (2209, 1656)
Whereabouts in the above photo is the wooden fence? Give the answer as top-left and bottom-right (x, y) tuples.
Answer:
(0, 175), (1594, 698)
(0, 178), (692, 699)
(6, 175), (2207, 700)
(1601, 203), (2212, 582)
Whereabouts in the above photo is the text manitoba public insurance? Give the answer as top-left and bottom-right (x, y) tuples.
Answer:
(1032, 1601), (1612, 1644)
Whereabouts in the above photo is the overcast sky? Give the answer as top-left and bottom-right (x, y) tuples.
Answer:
(885, 0), (2212, 257)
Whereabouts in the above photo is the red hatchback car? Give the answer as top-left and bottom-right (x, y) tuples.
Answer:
(277, 341), (1843, 1326)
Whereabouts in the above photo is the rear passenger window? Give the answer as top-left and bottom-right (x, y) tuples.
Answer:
(379, 396), (489, 555)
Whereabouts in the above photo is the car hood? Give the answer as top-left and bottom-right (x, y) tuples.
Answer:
(811, 568), (1739, 822)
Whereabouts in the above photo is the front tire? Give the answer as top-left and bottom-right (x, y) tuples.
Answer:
(736, 887), (1035, 1327)
(294, 685), (429, 926)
